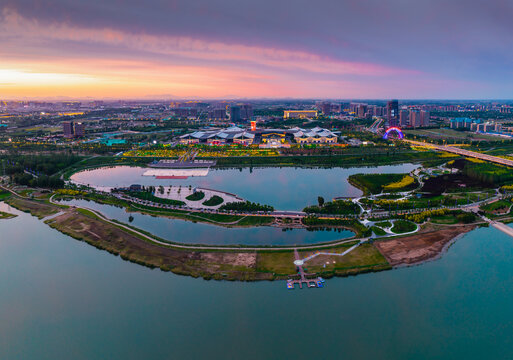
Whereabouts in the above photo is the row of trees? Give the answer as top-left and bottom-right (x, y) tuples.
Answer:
(303, 198), (360, 215)
(11, 173), (64, 189)
(2, 154), (81, 176)
(219, 201), (274, 212)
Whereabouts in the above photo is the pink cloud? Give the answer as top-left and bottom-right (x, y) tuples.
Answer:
(1, 8), (418, 78)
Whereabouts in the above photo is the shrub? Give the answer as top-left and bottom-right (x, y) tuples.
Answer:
(202, 195), (224, 207)
(186, 191), (205, 201)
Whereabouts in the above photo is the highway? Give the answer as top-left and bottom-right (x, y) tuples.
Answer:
(404, 139), (513, 167)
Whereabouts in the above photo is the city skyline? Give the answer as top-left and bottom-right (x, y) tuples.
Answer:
(2, 0), (513, 99)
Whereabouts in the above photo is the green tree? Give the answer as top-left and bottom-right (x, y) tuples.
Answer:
(318, 196), (325, 207)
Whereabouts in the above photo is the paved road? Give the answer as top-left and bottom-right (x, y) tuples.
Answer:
(404, 139), (513, 167)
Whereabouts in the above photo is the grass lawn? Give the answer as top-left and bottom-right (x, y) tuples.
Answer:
(391, 220), (417, 234)
(430, 214), (459, 224)
(348, 173), (416, 194)
(6, 197), (58, 219)
(202, 195), (224, 207)
(371, 226), (387, 236)
(480, 200), (512, 213)
(375, 221), (392, 228)
(185, 191), (205, 201)
(299, 243), (390, 274)
(256, 252), (295, 275)
(189, 213), (242, 223)
(128, 191), (185, 206)
(0, 191), (11, 200)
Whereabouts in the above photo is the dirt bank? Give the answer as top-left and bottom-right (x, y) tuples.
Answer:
(374, 224), (477, 266)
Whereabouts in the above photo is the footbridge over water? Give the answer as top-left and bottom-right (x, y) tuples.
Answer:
(478, 215), (513, 238)
(491, 221), (513, 238)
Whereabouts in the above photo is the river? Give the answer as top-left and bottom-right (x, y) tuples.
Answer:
(1, 202), (513, 359)
(56, 199), (354, 246)
(70, 164), (419, 210)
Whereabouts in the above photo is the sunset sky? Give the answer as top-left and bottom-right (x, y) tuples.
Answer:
(1, 0), (513, 99)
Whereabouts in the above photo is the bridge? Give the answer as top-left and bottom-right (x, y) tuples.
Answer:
(404, 139), (513, 167)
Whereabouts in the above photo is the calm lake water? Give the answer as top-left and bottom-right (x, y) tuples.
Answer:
(57, 199), (353, 246)
(71, 164), (418, 210)
(1, 203), (513, 359)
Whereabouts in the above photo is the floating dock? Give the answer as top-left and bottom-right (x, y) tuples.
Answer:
(286, 248), (325, 289)
(142, 168), (209, 179)
(286, 277), (325, 289)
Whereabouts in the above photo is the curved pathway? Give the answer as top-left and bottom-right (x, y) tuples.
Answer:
(44, 193), (363, 251)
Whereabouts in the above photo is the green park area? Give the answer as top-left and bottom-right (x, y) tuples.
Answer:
(185, 191), (205, 201)
(390, 220), (417, 234)
(480, 199), (512, 215)
(127, 190), (186, 206)
(348, 173), (418, 195)
(202, 195), (224, 207)
(303, 199), (360, 215)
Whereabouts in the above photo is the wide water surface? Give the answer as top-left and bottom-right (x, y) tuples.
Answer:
(71, 164), (418, 210)
(1, 203), (513, 359)
(57, 199), (353, 246)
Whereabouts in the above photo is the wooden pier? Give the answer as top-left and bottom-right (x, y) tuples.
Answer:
(287, 249), (324, 289)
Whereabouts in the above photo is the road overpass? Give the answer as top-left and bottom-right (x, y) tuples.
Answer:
(404, 139), (513, 167)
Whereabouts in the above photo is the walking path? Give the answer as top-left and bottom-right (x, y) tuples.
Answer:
(300, 240), (363, 264)
(154, 186), (244, 209)
(41, 192), (364, 251)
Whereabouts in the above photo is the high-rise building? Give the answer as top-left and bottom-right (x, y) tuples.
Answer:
(240, 104), (253, 120)
(373, 106), (385, 117)
(409, 110), (422, 128)
(340, 103), (350, 112)
(209, 109), (226, 121)
(62, 121), (74, 138)
(387, 100), (399, 127)
(63, 121), (85, 138)
(420, 110), (430, 127)
(74, 122), (85, 137)
(399, 110), (409, 127)
(331, 104), (342, 114)
(356, 104), (367, 118)
(484, 123), (494, 132)
(229, 106), (241, 122)
(319, 102), (331, 115)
